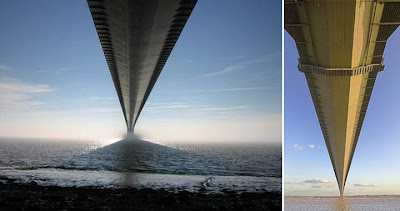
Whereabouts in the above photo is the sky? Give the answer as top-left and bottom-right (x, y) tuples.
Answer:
(0, 1), (281, 143)
(284, 29), (400, 196)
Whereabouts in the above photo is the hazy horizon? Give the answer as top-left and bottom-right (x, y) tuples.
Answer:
(0, 135), (282, 145)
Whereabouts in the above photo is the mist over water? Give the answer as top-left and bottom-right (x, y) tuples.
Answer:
(0, 137), (281, 193)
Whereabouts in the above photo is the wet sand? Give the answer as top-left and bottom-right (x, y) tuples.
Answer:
(0, 183), (281, 210)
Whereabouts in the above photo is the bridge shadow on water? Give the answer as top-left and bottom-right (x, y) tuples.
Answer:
(80, 138), (199, 173)
(57, 138), (281, 191)
(67, 139), (219, 187)
(72, 137), (282, 177)
(66, 138), (209, 188)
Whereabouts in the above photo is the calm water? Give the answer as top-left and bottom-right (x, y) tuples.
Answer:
(0, 138), (281, 193)
(285, 197), (400, 210)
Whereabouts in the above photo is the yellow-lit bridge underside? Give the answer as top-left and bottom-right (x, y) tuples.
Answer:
(285, 0), (400, 197)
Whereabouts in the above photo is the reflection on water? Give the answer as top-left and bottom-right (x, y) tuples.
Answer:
(334, 198), (349, 211)
(0, 138), (281, 193)
(285, 197), (400, 211)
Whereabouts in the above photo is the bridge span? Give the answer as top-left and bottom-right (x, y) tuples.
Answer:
(285, 0), (400, 197)
(87, 0), (197, 132)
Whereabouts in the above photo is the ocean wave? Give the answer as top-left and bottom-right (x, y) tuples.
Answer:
(0, 169), (281, 193)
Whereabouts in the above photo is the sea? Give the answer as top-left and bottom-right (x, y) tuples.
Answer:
(0, 138), (281, 194)
(285, 197), (400, 211)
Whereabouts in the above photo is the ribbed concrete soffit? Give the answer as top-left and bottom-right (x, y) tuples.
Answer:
(285, 0), (400, 197)
(87, 0), (197, 131)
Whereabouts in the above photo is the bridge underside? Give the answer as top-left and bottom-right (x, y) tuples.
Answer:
(87, 0), (196, 131)
(285, 0), (400, 197)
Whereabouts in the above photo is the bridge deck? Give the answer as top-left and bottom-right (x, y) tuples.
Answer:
(88, 0), (197, 131)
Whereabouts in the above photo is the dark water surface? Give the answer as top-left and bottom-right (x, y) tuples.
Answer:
(0, 138), (281, 193)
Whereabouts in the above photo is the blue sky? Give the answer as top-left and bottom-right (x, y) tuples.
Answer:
(0, 1), (281, 143)
(284, 30), (400, 196)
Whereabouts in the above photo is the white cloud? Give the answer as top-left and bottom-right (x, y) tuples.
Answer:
(0, 65), (11, 71)
(145, 103), (198, 110)
(293, 144), (303, 150)
(201, 53), (279, 78)
(202, 65), (244, 77)
(307, 180), (336, 188)
(188, 52), (280, 81)
(197, 106), (248, 112)
(81, 107), (120, 114)
(354, 184), (378, 187)
(293, 144), (318, 150)
(304, 179), (333, 184)
(240, 58), (269, 65)
(142, 102), (248, 114)
(241, 52), (280, 65)
(36, 67), (77, 73)
(90, 96), (117, 101)
(186, 87), (272, 93)
(310, 184), (334, 188)
(286, 182), (303, 185)
(286, 179), (335, 188)
(0, 77), (53, 111)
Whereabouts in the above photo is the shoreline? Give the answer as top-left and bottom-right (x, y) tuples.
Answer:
(285, 195), (400, 198)
(0, 183), (281, 210)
